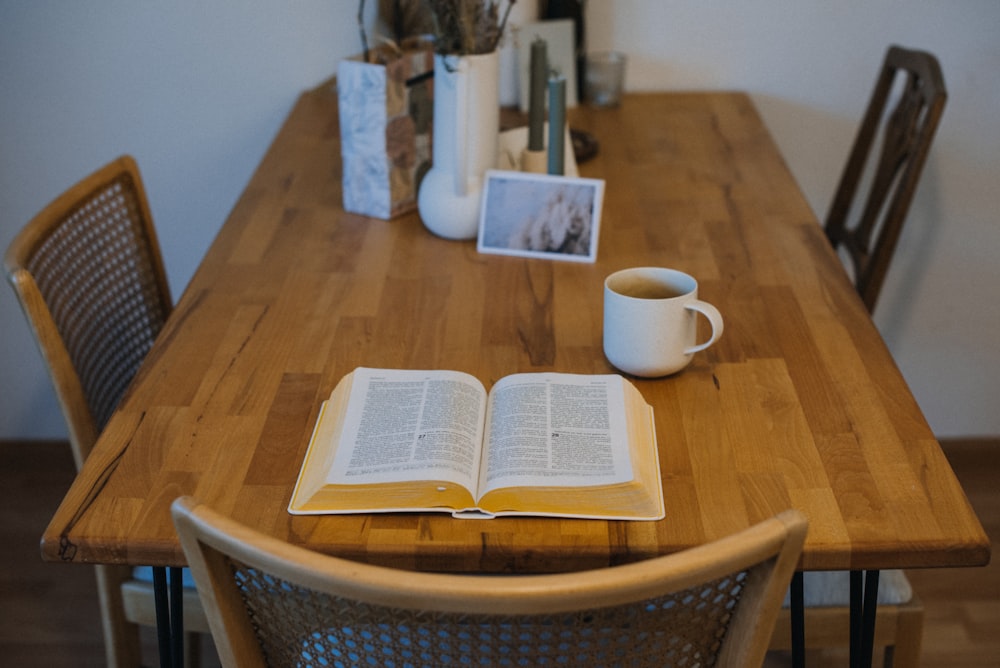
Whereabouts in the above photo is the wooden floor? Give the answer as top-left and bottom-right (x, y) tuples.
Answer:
(1, 439), (996, 667)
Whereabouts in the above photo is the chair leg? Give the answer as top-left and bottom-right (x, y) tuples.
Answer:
(185, 631), (203, 668)
(94, 564), (142, 668)
(884, 595), (924, 668)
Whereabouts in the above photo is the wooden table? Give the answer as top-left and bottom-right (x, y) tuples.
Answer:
(43, 85), (989, 665)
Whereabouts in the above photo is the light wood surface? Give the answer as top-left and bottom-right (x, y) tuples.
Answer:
(41, 84), (989, 575)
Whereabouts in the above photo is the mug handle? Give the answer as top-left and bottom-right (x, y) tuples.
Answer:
(684, 300), (724, 354)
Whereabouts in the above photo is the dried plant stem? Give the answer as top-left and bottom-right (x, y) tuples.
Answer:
(493, 0), (515, 51)
(358, 0), (370, 61)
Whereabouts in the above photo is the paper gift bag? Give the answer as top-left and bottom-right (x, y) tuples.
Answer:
(337, 45), (434, 219)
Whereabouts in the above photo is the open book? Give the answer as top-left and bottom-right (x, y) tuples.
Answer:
(288, 368), (663, 520)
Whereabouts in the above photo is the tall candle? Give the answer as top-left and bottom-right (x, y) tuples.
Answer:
(548, 74), (566, 175)
(528, 39), (547, 152)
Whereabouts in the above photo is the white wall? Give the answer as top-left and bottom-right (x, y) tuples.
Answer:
(2, 1), (998, 439)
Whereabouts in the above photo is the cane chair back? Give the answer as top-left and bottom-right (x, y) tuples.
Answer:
(825, 44), (947, 313)
(5, 155), (172, 467)
(5, 155), (208, 667)
(173, 496), (807, 668)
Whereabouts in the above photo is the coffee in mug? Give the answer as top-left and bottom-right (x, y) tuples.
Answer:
(603, 267), (724, 377)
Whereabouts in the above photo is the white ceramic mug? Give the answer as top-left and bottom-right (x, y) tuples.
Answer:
(603, 267), (724, 377)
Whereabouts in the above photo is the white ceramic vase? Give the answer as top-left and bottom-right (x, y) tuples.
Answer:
(417, 51), (500, 240)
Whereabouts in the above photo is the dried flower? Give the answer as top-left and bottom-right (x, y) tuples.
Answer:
(358, 0), (515, 61)
(425, 0), (515, 55)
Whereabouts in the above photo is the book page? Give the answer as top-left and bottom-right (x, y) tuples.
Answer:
(477, 373), (633, 495)
(324, 368), (487, 489)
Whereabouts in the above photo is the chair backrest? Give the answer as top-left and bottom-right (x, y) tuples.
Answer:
(5, 155), (172, 468)
(172, 496), (807, 668)
(825, 45), (947, 313)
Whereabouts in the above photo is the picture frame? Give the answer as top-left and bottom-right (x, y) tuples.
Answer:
(477, 170), (604, 263)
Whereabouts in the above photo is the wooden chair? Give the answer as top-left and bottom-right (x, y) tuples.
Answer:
(769, 45), (944, 666)
(824, 44), (947, 313)
(172, 496), (807, 668)
(4, 155), (209, 667)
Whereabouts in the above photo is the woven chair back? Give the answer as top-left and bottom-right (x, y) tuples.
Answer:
(173, 497), (807, 668)
(5, 155), (172, 465)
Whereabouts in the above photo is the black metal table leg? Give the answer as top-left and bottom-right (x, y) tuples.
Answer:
(152, 566), (173, 667)
(791, 571), (805, 668)
(849, 569), (880, 668)
(153, 566), (184, 668)
(170, 566), (184, 667)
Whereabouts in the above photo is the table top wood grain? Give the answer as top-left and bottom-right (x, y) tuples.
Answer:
(42, 84), (990, 574)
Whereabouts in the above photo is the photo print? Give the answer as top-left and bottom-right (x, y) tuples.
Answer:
(477, 170), (604, 262)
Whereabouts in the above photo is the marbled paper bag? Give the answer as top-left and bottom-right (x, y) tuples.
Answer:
(337, 44), (434, 219)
